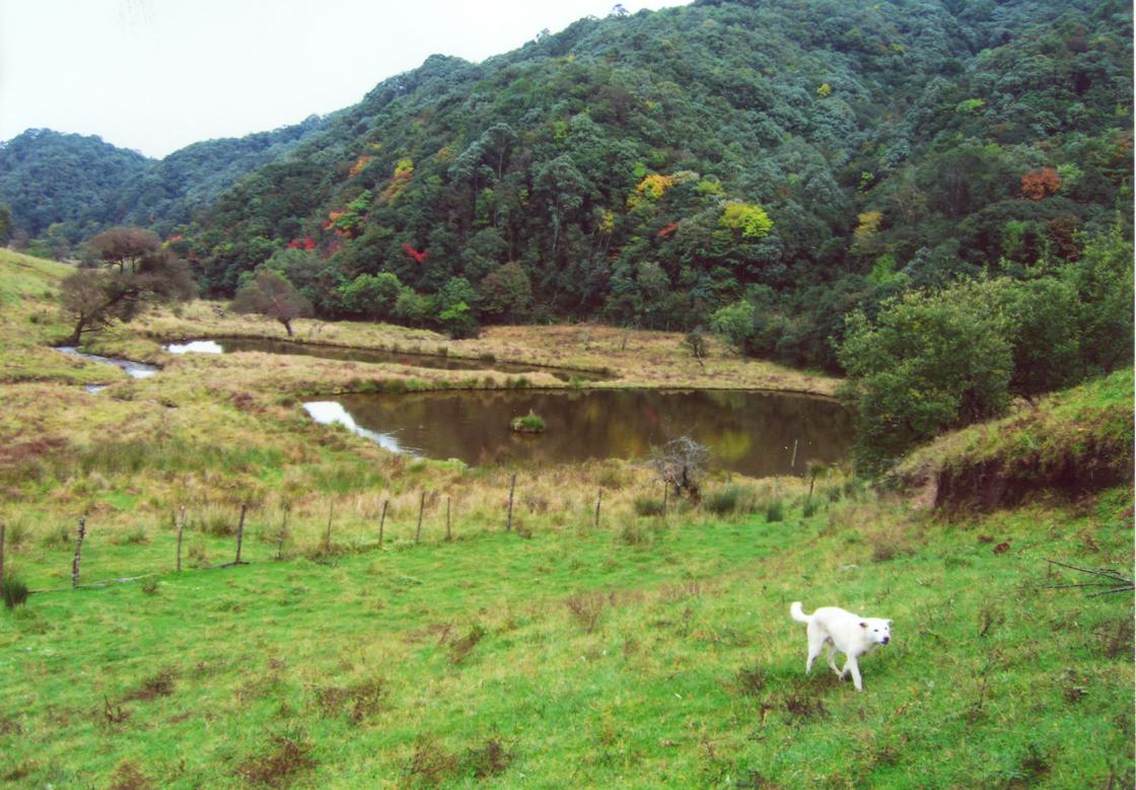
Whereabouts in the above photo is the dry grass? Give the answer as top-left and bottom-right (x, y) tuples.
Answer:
(128, 302), (839, 395)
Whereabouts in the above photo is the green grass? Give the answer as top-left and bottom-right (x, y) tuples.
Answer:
(896, 368), (1133, 479)
(0, 251), (1131, 786)
(1, 488), (1131, 787)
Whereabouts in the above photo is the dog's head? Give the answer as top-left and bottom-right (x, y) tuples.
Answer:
(859, 618), (892, 646)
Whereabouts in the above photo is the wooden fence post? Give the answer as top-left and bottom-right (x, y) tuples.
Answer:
(233, 504), (248, 564)
(175, 506), (186, 572)
(0, 519), (5, 582)
(323, 501), (334, 552)
(506, 473), (516, 532)
(445, 496), (452, 542)
(662, 484), (669, 519)
(71, 516), (87, 589)
(276, 505), (289, 561)
(415, 491), (426, 544)
(378, 499), (388, 548)
(594, 490), (603, 530)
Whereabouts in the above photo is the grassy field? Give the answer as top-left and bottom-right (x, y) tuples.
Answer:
(2, 486), (1131, 787)
(0, 247), (1132, 787)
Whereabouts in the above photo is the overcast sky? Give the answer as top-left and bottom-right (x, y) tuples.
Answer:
(0, 0), (680, 159)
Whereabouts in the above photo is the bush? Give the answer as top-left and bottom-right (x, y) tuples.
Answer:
(704, 484), (746, 515)
(634, 496), (666, 517)
(2, 573), (29, 609)
(764, 498), (785, 522)
(838, 279), (1014, 472)
(510, 411), (545, 433)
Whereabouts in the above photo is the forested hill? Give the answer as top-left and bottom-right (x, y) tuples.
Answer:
(5, 0), (1132, 370)
(184, 0), (1132, 365)
(0, 115), (326, 243)
(0, 129), (149, 239)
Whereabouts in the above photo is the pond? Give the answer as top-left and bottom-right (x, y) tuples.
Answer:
(165, 337), (613, 381)
(304, 389), (852, 478)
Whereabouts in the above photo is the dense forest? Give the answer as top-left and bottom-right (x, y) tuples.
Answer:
(3, 0), (1132, 376)
(0, 116), (326, 248)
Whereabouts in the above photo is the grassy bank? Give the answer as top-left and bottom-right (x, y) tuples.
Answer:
(893, 368), (1134, 510)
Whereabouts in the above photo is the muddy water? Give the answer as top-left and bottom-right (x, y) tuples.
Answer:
(305, 388), (852, 477)
(165, 337), (612, 381)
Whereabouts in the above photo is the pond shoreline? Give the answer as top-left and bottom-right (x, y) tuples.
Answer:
(149, 331), (616, 380)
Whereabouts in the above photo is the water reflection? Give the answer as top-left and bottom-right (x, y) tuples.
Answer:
(302, 401), (417, 455)
(305, 389), (853, 477)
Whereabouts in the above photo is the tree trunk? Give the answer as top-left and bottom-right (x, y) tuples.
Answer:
(282, 319), (294, 337)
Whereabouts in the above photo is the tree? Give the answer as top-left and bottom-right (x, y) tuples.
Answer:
(682, 326), (708, 370)
(89, 226), (161, 272)
(1020, 167), (1061, 200)
(60, 249), (195, 345)
(650, 436), (710, 501)
(478, 262), (532, 322)
(231, 268), (312, 336)
(719, 202), (774, 239)
(338, 272), (402, 320)
(838, 279), (1014, 472)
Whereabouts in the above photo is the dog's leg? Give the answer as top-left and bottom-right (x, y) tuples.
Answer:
(825, 643), (840, 676)
(843, 655), (863, 691)
(805, 633), (824, 674)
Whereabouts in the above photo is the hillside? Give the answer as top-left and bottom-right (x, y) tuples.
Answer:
(0, 115), (327, 247)
(0, 130), (149, 239)
(182, 0), (1132, 369)
(3, 0), (1131, 370)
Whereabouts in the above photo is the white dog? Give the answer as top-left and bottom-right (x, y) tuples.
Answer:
(790, 602), (891, 691)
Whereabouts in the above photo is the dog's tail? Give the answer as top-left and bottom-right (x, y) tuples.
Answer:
(789, 601), (811, 623)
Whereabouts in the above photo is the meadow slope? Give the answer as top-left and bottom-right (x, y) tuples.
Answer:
(0, 248), (1131, 787)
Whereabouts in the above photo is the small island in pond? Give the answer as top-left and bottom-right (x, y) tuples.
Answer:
(510, 411), (545, 433)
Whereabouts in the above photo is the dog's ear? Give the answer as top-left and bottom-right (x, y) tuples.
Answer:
(885, 619), (893, 626)
(859, 621), (867, 628)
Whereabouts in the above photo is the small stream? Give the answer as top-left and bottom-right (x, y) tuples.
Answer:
(56, 346), (159, 389)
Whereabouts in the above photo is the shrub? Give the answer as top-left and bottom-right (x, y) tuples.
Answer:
(634, 496), (666, 517)
(704, 485), (747, 515)
(565, 591), (606, 632)
(764, 498), (785, 522)
(510, 411), (545, 433)
(2, 573), (29, 609)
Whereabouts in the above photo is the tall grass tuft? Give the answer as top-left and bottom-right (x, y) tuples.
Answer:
(764, 498), (785, 522)
(704, 484), (750, 516)
(634, 496), (665, 517)
(2, 572), (29, 609)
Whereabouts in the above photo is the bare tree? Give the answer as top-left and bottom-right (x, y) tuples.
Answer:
(231, 268), (312, 337)
(649, 436), (710, 501)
